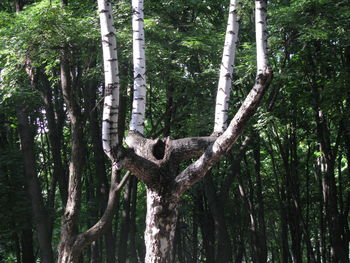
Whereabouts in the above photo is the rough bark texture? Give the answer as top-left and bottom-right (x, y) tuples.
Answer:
(144, 189), (178, 263)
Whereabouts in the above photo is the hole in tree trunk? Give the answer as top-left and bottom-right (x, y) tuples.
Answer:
(152, 139), (165, 160)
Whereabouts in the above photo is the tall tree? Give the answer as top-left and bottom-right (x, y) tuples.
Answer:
(97, 0), (272, 261)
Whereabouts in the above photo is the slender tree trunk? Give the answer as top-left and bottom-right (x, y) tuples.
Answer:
(214, 0), (239, 134)
(90, 241), (99, 263)
(118, 178), (132, 263)
(280, 185), (290, 263)
(40, 73), (68, 205)
(191, 204), (198, 263)
(129, 177), (139, 263)
(15, 0), (23, 12)
(312, 89), (348, 263)
(204, 176), (232, 263)
(130, 0), (147, 133)
(193, 187), (216, 262)
(85, 78), (115, 263)
(253, 134), (267, 263)
(16, 107), (54, 263)
(20, 223), (35, 263)
(57, 43), (86, 262)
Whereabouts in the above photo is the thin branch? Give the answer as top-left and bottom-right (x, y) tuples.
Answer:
(72, 171), (131, 253)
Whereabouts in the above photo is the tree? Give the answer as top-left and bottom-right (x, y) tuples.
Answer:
(3, 0), (348, 262)
(95, 0), (272, 262)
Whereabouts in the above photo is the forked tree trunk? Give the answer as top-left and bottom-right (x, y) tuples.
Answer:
(144, 188), (179, 263)
(97, 1), (272, 262)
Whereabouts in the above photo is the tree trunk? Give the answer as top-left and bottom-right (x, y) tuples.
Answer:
(57, 45), (85, 263)
(20, 223), (35, 263)
(312, 87), (349, 263)
(16, 107), (54, 263)
(129, 177), (139, 263)
(85, 77), (116, 263)
(204, 176), (232, 263)
(144, 188), (179, 263)
(130, 0), (147, 133)
(39, 73), (68, 205)
(194, 188), (216, 262)
(214, 0), (239, 134)
(253, 134), (267, 263)
(15, 0), (23, 12)
(118, 177), (132, 263)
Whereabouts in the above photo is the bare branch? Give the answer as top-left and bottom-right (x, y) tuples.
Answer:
(70, 169), (131, 255)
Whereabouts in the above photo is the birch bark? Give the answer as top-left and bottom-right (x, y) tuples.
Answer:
(174, 0), (271, 197)
(255, 0), (268, 74)
(214, 0), (240, 134)
(144, 189), (178, 263)
(98, 0), (120, 159)
(130, 0), (146, 134)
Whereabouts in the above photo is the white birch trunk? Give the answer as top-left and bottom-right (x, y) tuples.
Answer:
(144, 189), (178, 263)
(213, 0), (240, 134)
(98, 0), (120, 159)
(130, 0), (146, 134)
(174, 0), (272, 196)
(255, 0), (268, 74)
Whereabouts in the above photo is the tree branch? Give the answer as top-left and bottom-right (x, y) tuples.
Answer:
(173, 71), (272, 197)
(171, 136), (218, 161)
(173, 0), (272, 197)
(70, 170), (131, 256)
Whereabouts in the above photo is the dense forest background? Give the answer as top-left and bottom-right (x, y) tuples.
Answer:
(0, 0), (349, 262)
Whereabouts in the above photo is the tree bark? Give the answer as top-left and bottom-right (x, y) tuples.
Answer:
(98, 0), (121, 159)
(214, 0), (239, 134)
(144, 188), (179, 263)
(15, 0), (23, 12)
(130, 0), (147, 133)
(39, 72), (68, 205)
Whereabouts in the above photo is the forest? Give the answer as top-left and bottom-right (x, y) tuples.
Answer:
(0, 0), (349, 262)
